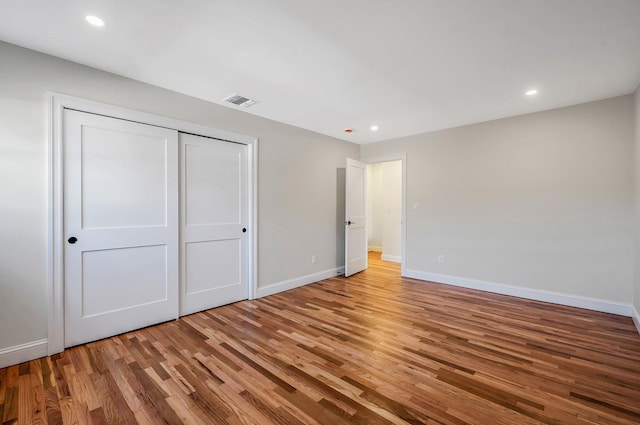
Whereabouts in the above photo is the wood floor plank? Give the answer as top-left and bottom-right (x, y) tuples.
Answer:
(0, 367), (7, 405)
(28, 384), (47, 425)
(17, 374), (33, 425)
(2, 386), (18, 424)
(42, 387), (62, 425)
(2, 252), (640, 424)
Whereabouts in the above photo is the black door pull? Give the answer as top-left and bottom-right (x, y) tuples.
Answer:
(68, 236), (78, 244)
(242, 228), (247, 233)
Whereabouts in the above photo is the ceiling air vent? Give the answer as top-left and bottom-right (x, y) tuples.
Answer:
(223, 94), (258, 108)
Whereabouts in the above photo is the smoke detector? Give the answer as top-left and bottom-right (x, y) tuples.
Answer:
(223, 94), (259, 108)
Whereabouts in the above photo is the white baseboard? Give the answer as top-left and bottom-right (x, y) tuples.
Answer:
(0, 339), (48, 369)
(257, 267), (344, 298)
(368, 246), (382, 252)
(404, 269), (635, 318)
(632, 306), (640, 335)
(381, 254), (401, 263)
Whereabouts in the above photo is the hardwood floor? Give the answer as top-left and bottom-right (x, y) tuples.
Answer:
(2, 253), (640, 424)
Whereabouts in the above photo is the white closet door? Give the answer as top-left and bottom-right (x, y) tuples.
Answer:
(180, 133), (248, 316)
(64, 110), (179, 347)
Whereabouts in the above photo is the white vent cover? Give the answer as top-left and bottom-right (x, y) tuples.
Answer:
(223, 94), (258, 108)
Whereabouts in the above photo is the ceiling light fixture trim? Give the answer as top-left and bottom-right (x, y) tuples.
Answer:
(85, 15), (105, 27)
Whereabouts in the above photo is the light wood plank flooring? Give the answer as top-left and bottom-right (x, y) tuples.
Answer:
(1, 253), (640, 424)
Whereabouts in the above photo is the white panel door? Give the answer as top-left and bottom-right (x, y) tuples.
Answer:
(180, 133), (248, 316)
(64, 110), (179, 347)
(345, 158), (367, 276)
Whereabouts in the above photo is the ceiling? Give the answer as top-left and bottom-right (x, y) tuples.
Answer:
(1, 0), (640, 144)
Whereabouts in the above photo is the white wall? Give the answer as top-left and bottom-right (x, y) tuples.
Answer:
(381, 161), (402, 262)
(0, 42), (359, 355)
(366, 163), (384, 249)
(362, 96), (634, 304)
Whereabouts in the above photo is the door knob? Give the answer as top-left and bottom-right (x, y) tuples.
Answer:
(242, 228), (247, 233)
(68, 236), (78, 244)
(345, 221), (352, 225)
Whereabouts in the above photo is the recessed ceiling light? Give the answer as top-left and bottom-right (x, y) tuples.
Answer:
(344, 128), (353, 133)
(370, 125), (379, 131)
(86, 15), (105, 27)
(525, 89), (538, 96)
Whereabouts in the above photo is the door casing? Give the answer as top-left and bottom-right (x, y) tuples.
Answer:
(48, 93), (258, 355)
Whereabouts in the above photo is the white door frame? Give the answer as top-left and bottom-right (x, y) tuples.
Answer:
(48, 93), (258, 355)
(361, 153), (407, 276)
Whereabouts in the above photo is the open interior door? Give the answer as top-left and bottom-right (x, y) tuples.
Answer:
(345, 158), (367, 277)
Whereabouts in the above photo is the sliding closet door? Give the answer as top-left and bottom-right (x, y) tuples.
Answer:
(180, 133), (248, 316)
(64, 110), (179, 347)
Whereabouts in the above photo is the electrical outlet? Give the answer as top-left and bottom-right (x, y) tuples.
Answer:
(311, 254), (317, 264)
(437, 254), (445, 264)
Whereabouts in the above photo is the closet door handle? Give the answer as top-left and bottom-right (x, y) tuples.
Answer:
(68, 236), (78, 244)
(242, 228), (247, 233)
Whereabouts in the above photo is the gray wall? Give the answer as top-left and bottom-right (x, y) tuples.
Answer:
(0, 41), (359, 351)
(362, 96), (635, 303)
(634, 87), (640, 314)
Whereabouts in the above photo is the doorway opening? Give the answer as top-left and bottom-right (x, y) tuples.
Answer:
(362, 153), (406, 276)
(366, 160), (402, 265)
